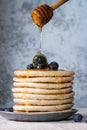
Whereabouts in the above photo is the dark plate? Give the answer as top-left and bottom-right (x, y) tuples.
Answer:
(0, 109), (77, 122)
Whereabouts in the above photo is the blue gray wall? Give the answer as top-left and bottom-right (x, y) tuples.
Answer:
(0, 0), (87, 108)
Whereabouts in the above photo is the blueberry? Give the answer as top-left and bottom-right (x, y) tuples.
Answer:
(4, 108), (10, 112)
(27, 64), (34, 69)
(84, 116), (87, 123)
(9, 108), (13, 112)
(72, 113), (83, 122)
(49, 61), (59, 70)
(33, 52), (48, 67)
(37, 63), (46, 69)
(33, 64), (37, 69)
(34, 57), (42, 64)
(4, 108), (13, 112)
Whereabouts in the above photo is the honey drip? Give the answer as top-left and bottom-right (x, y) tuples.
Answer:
(23, 70), (29, 112)
(39, 27), (42, 52)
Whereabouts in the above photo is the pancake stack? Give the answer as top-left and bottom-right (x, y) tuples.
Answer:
(12, 69), (75, 112)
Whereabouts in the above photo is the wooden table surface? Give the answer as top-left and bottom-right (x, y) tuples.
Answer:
(0, 108), (87, 130)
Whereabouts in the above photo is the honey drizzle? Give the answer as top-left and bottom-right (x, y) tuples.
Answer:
(39, 27), (42, 52)
(23, 27), (67, 111)
(23, 27), (42, 112)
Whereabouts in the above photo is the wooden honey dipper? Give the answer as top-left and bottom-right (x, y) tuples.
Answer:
(31, 0), (69, 27)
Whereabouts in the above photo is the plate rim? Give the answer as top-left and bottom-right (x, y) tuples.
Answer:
(0, 108), (78, 122)
(0, 108), (78, 115)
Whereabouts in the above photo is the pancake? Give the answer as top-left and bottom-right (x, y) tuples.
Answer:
(13, 82), (73, 89)
(12, 87), (72, 94)
(14, 109), (72, 113)
(13, 69), (75, 113)
(13, 91), (74, 100)
(13, 103), (73, 112)
(14, 98), (74, 105)
(13, 76), (74, 83)
(14, 70), (74, 77)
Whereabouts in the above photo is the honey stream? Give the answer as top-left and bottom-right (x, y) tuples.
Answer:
(24, 27), (42, 112)
(23, 28), (64, 112)
(39, 27), (42, 52)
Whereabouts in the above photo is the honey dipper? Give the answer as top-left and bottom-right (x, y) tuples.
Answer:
(31, 0), (69, 27)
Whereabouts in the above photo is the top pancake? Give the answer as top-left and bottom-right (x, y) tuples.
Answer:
(14, 70), (74, 77)
(13, 76), (73, 83)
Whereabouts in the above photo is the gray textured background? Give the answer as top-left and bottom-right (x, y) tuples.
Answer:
(0, 0), (87, 108)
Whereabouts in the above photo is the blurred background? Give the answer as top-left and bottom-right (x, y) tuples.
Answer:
(0, 0), (87, 108)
